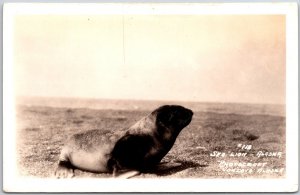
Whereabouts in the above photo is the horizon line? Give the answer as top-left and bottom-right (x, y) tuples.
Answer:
(16, 95), (286, 106)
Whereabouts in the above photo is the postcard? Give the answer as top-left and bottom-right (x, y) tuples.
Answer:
(3, 2), (298, 192)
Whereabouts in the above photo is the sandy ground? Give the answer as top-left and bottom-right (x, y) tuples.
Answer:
(15, 105), (285, 178)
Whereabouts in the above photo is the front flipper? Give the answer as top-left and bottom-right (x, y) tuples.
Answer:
(115, 170), (141, 179)
(112, 162), (182, 179)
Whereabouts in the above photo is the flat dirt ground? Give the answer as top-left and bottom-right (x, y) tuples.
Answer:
(15, 100), (286, 179)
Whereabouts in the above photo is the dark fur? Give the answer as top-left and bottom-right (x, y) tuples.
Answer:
(108, 105), (193, 173)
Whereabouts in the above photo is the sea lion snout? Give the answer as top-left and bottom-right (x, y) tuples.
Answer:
(181, 108), (193, 126)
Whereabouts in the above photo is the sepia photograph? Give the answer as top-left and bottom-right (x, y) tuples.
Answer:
(3, 3), (298, 192)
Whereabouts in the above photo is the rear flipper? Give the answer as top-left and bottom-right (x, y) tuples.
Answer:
(54, 160), (75, 179)
(54, 147), (75, 179)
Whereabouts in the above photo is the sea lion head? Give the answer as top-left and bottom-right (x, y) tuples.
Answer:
(155, 105), (193, 135)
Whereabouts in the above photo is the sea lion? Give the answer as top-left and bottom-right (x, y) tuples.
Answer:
(54, 105), (193, 178)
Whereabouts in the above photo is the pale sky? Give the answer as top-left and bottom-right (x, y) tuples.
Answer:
(14, 15), (285, 104)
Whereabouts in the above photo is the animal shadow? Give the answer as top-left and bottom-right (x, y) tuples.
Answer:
(151, 160), (207, 176)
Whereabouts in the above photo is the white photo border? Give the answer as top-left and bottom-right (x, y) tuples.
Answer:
(3, 2), (298, 192)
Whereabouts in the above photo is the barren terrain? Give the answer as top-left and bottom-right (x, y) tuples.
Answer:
(15, 98), (285, 178)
